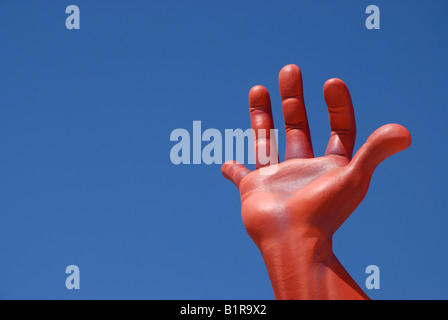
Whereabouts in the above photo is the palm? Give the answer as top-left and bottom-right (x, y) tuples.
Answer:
(240, 155), (359, 245)
(222, 64), (411, 247)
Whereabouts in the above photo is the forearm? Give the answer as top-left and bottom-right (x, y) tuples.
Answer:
(258, 234), (370, 300)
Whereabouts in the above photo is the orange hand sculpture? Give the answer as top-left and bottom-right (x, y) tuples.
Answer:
(221, 64), (411, 300)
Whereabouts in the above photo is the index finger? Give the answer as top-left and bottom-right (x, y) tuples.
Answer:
(323, 78), (356, 159)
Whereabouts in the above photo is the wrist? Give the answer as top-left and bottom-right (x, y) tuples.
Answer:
(257, 233), (369, 300)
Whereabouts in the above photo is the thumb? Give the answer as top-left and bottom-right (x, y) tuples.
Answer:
(221, 161), (251, 188)
(350, 124), (411, 174)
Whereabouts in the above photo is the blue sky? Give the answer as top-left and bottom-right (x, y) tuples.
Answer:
(0, 0), (447, 299)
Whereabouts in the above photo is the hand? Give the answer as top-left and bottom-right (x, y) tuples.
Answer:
(221, 64), (411, 300)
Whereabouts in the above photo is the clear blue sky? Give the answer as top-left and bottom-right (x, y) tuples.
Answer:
(0, 0), (447, 299)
